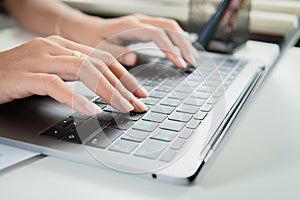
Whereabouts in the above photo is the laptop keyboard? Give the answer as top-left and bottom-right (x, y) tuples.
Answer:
(40, 55), (246, 163)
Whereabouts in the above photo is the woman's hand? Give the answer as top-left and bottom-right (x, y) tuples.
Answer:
(5, 0), (198, 67)
(0, 35), (148, 116)
(60, 14), (199, 67)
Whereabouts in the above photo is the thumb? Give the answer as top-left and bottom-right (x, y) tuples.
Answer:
(98, 42), (138, 67)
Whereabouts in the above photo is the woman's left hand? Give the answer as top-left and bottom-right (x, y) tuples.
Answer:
(60, 13), (199, 68)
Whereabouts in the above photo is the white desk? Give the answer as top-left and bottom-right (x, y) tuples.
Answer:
(1, 26), (300, 199)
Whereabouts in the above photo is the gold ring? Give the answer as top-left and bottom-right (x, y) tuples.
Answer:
(71, 50), (82, 57)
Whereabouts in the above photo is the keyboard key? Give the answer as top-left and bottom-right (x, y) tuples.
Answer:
(69, 118), (85, 127)
(160, 98), (181, 107)
(86, 128), (123, 149)
(160, 150), (177, 162)
(179, 129), (194, 139)
(134, 139), (168, 159)
(151, 105), (175, 115)
(201, 104), (213, 112)
(207, 80), (221, 88)
(149, 91), (168, 99)
(207, 97), (218, 105)
(197, 85), (210, 93)
(183, 97), (205, 106)
(121, 129), (149, 143)
(72, 112), (91, 120)
(108, 118), (134, 130)
(132, 121), (159, 132)
(174, 86), (194, 94)
(186, 75), (203, 83)
(155, 86), (172, 93)
(170, 138), (185, 150)
(103, 105), (120, 113)
(96, 112), (115, 122)
(191, 91), (210, 99)
(94, 103), (107, 109)
(160, 120), (185, 132)
(182, 80), (201, 87)
(140, 97), (160, 105)
(121, 112), (145, 121)
(57, 117), (73, 128)
(61, 129), (82, 144)
(194, 111), (208, 120)
(186, 119), (201, 129)
(143, 112), (167, 123)
(168, 92), (188, 100)
(102, 128), (124, 140)
(109, 140), (139, 154)
(143, 86), (154, 92)
(41, 126), (68, 139)
(176, 104), (199, 114)
(94, 97), (106, 104)
(150, 129), (178, 142)
(76, 118), (102, 140)
(142, 80), (159, 87)
(163, 79), (181, 87)
(168, 112), (193, 123)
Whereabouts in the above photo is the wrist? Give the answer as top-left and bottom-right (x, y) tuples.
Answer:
(58, 10), (103, 45)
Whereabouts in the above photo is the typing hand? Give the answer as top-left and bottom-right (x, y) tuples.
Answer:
(60, 14), (199, 68)
(0, 36), (148, 115)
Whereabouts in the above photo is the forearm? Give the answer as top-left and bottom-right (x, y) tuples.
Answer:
(4, 0), (88, 36)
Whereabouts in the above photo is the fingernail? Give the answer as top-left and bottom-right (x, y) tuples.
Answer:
(132, 98), (148, 112)
(119, 97), (134, 112)
(124, 53), (137, 66)
(134, 86), (149, 98)
(85, 101), (102, 115)
(176, 56), (187, 68)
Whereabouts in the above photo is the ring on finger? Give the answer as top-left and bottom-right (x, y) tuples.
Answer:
(71, 50), (82, 57)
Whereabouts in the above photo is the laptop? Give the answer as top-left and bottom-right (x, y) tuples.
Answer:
(0, 1), (297, 184)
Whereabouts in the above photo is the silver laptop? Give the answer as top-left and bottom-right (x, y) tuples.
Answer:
(0, 49), (266, 184)
(2, 1), (297, 184)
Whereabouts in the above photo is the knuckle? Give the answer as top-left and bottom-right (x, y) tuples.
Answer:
(47, 35), (63, 42)
(165, 19), (179, 28)
(150, 28), (165, 37)
(101, 52), (115, 62)
(44, 74), (62, 90)
(121, 16), (138, 26)
(157, 18), (181, 30)
(72, 57), (85, 73)
(29, 37), (51, 46)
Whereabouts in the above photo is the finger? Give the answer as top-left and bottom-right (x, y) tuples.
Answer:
(88, 56), (148, 112)
(50, 35), (137, 67)
(122, 24), (188, 68)
(24, 73), (102, 116)
(136, 15), (199, 65)
(100, 19), (187, 68)
(87, 53), (148, 98)
(32, 55), (136, 113)
(80, 44), (148, 98)
(46, 36), (148, 98)
(75, 57), (135, 113)
(97, 41), (138, 67)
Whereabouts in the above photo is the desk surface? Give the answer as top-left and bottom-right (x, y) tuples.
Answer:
(1, 27), (300, 199)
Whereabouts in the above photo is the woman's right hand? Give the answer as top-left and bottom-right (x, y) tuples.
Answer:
(0, 35), (148, 116)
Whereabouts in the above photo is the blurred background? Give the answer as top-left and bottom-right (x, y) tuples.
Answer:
(60, 0), (300, 47)
(1, 0), (300, 50)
